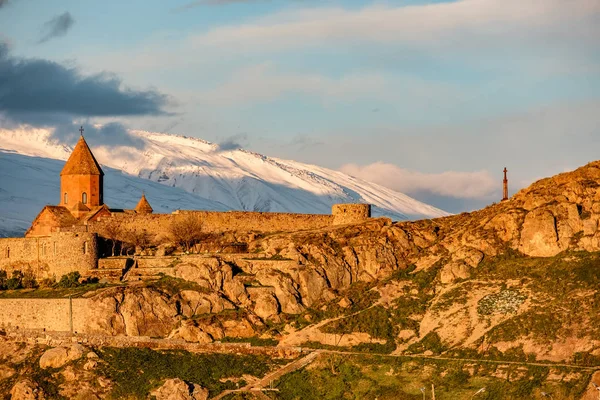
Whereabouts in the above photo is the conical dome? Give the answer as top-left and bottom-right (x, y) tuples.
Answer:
(135, 194), (153, 214)
(61, 136), (104, 176)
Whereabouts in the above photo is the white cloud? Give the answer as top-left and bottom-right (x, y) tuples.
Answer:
(340, 162), (497, 199)
(78, 0), (600, 78)
(195, 0), (599, 51)
(202, 64), (384, 105)
(195, 63), (465, 107)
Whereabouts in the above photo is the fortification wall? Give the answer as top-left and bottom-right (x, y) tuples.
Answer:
(0, 232), (98, 278)
(332, 203), (372, 225)
(0, 298), (89, 332)
(89, 210), (334, 241)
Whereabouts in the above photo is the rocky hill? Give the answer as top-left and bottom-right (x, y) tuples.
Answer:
(2, 161), (600, 399)
(46, 160), (600, 360)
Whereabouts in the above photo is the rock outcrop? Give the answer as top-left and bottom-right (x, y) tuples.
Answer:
(10, 379), (45, 400)
(150, 378), (209, 400)
(39, 345), (85, 369)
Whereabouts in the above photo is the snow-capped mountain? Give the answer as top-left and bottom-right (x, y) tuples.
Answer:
(0, 150), (231, 237)
(0, 127), (449, 235)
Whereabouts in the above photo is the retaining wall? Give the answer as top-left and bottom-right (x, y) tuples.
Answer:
(0, 298), (90, 332)
(0, 232), (98, 277)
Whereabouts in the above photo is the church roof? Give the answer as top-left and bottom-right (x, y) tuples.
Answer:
(34, 206), (78, 227)
(60, 135), (104, 176)
(71, 201), (91, 212)
(135, 194), (153, 214)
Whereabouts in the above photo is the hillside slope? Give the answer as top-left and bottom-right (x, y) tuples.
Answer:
(120, 159), (599, 365)
(0, 128), (448, 222)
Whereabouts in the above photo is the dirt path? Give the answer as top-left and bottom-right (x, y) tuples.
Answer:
(322, 349), (600, 371)
(211, 351), (322, 400)
(278, 282), (413, 348)
(278, 299), (384, 347)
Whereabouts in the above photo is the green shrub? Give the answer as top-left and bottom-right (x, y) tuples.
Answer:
(321, 306), (393, 340)
(351, 340), (396, 354)
(22, 270), (38, 289)
(6, 270), (23, 290)
(57, 271), (81, 288)
(0, 270), (7, 290)
(145, 275), (208, 295)
(98, 347), (272, 398)
(572, 351), (600, 367)
(406, 332), (447, 355)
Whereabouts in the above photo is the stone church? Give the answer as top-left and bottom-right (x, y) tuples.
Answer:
(26, 134), (152, 237)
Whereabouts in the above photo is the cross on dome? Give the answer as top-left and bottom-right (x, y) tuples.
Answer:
(79, 126), (84, 136)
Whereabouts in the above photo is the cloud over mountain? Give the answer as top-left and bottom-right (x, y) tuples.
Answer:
(0, 43), (171, 147)
(340, 162), (497, 200)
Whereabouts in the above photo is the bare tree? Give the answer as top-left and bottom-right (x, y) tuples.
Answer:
(124, 229), (152, 255)
(100, 219), (122, 256)
(169, 213), (204, 253)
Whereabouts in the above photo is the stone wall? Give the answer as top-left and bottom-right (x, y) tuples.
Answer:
(0, 298), (90, 332)
(89, 204), (372, 240)
(0, 232), (98, 278)
(89, 210), (335, 242)
(332, 203), (372, 225)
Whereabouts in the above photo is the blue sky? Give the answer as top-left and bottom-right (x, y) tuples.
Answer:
(1, 0), (599, 212)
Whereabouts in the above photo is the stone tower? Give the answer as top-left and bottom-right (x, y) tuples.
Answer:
(502, 167), (508, 201)
(60, 128), (104, 210)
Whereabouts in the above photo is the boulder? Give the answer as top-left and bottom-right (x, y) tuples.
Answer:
(168, 322), (213, 344)
(150, 378), (208, 400)
(10, 379), (45, 400)
(580, 371), (600, 400)
(0, 364), (15, 380)
(248, 287), (280, 321)
(39, 345), (85, 369)
(118, 288), (179, 337)
(222, 318), (256, 338)
(83, 359), (98, 371)
(338, 297), (353, 308)
(519, 209), (562, 257)
(452, 247), (484, 268)
(173, 258), (223, 290)
(255, 270), (303, 314)
(440, 262), (470, 284)
(178, 290), (235, 318)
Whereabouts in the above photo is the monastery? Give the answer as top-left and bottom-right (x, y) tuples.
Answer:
(0, 129), (372, 279)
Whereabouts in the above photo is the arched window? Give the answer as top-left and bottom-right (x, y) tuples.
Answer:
(83, 241), (88, 255)
(41, 243), (46, 256)
(5, 247), (9, 258)
(54, 242), (57, 255)
(64, 192), (68, 204)
(82, 192), (87, 204)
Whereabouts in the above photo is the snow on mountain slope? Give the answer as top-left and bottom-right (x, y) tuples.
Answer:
(0, 127), (449, 226)
(0, 150), (230, 237)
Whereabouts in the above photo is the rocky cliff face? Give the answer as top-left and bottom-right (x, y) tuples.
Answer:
(260, 159), (600, 286)
(233, 161), (600, 361)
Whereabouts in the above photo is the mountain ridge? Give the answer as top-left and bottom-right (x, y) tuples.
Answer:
(0, 127), (449, 229)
